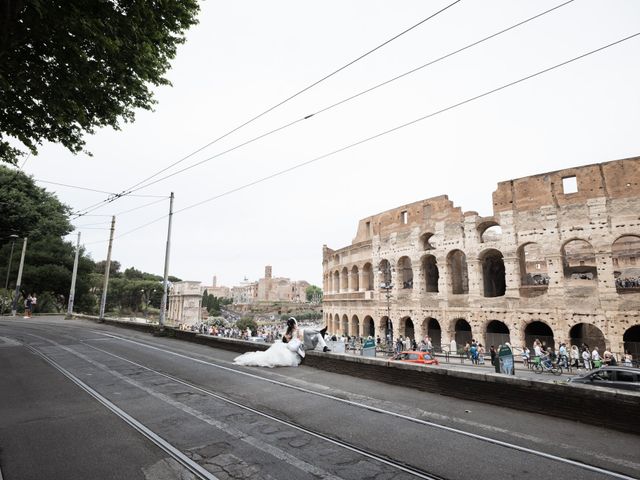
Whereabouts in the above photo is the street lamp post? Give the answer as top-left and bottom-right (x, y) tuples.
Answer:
(378, 263), (394, 352)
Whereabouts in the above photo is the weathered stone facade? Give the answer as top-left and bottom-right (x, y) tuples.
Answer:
(322, 157), (640, 356)
(232, 266), (310, 305)
(167, 281), (203, 326)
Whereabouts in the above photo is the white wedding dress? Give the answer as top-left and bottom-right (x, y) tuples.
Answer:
(233, 338), (303, 368)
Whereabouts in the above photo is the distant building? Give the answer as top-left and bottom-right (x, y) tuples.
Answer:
(232, 266), (310, 304)
(203, 275), (231, 299)
(167, 281), (202, 326)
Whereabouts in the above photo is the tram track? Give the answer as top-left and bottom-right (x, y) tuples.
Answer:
(2, 320), (638, 480)
(14, 328), (446, 480)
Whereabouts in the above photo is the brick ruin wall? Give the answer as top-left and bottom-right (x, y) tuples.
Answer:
(322, 156), (640, 354)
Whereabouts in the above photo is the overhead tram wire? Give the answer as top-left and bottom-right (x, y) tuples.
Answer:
(70, 0), (575, 211)
(71, 0), (462, 219)
(34, 179), (167, 197)
(82, 31), (640, 244)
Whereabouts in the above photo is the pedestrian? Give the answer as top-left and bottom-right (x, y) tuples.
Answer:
(490, 345), (499, 373)
(521, 345), (530, 368)
(31, 293), (37, 315)
(623, 350), (633, 367)
(478, 344), (485, 365)
(470, 342), (478, 365)
(24, 294), (33, 318)
(582, 348), (591, 370)
(570, 345), (580, 369)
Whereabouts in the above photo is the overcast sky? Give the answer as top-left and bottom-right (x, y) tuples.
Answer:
(21, 0), (640, 288)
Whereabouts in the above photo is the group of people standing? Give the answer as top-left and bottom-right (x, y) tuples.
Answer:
(522, 339), (634, 370)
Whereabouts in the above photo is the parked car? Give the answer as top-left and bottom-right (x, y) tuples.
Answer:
(568, 366), (640, 391)
(393, 351), (439, 365)
(248, 336), (266, 343)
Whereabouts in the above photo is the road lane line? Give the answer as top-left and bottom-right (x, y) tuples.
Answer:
(23, 344), (218, 480)
(89, 330), (639, 480)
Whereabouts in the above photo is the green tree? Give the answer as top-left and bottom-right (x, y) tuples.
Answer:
(236, 317), (258, 336)
(0, 166), (72, 238)
(305, 285), (323, 302)
(0, 167), (97, 313)
(95, 260), (122, 278)
(0, 0), (200, 164)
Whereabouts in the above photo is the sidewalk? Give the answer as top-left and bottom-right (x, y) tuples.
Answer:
(0, 336), (181, 480)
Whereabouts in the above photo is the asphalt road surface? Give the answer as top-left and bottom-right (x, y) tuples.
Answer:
(1, 316), (638, 480)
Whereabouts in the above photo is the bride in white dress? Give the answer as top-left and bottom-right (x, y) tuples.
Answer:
(234, 317), (305, 368)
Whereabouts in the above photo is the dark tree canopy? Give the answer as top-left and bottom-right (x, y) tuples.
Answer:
(0, 165), (72, 238)
(0, 0), (200, 164)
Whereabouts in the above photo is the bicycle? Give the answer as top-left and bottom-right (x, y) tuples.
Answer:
(533, 356), (563, 376)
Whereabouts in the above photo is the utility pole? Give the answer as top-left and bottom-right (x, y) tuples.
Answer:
(4, 234), (18, 290)
(11, 237), (27, 316)
(159, 192), (174, 328)
(99, 217), (116, 322)
(67, 232), (81, 318)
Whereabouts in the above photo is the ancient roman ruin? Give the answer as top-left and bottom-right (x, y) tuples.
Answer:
(322, 156), (640, 356)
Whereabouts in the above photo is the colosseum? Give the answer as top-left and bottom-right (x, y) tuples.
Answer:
(322, 156), (640, 357)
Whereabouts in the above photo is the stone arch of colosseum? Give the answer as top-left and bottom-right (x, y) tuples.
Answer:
(322, 158), (640, 355)
(350, 314), (360, 337)
(479, 248), (506, 298)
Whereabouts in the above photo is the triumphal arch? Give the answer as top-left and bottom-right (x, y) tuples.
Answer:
(322, 156), (640, 356)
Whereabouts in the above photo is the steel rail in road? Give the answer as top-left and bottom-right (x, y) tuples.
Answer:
(23, 343), (219, 480)
(17, 330), (445, 480)
(87, 329), (638, 480)
(4, 321), (637, 480)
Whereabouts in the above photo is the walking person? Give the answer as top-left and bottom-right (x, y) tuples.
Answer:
(582, 347), (591, 370)
(23, 294), (33, 318)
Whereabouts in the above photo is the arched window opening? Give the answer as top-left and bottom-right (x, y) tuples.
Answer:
(524, 321), (555, 350)
(454, 318), (472, 350)
(341, 267), (349, 291)
(401, 317), (415, 343)
(569, 323), (605, 353)
(363, 263), (374, 291)
(341, 314), (349, 335)
(333, 270), (340, 293)
(485, 320), (510, 348)
(427, 318), (441, 352)
(519, 243), (549, 288)
(612, 235), (640, 292)
(380, 316), (393, 345)
(481, 249), (506, 297)
(378, 259), (392, 288)
(623, 325), (640, 360)
(350, 315), (360, 337)
(448, 250), (469, 294)
(333, 313), (340, 333)
(363, 316), (375, 338)
(562, 239), (597, 281)
(350, 266), (360, 292)
(481, 225), (502, 243)
(422, 255), (439, 292)
(398, 256), (413, 289)
(420, 232), (436, 250)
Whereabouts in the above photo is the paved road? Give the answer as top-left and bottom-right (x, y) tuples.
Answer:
(1, 316), (638, 480)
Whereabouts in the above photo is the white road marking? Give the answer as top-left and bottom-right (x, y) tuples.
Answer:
(89, 330), (639, 480)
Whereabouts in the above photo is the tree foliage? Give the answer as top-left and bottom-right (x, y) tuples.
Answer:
(202, 291), (232, 316)
(0, 0), (200, 164)
(0, 166), (72, 238)
(235, 317), (258, 336)
(305, 285), (323, 302)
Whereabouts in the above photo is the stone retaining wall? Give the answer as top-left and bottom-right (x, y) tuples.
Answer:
(75, 315), (639, 434)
